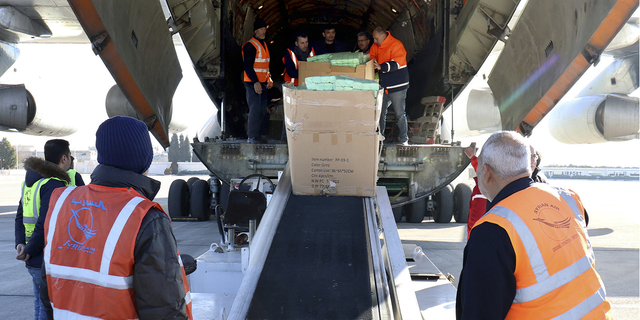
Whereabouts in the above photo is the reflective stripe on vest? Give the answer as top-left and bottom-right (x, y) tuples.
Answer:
(46, 196), (143, 289)
(284, 48), (315, 86)
(488, 206), (595, 303)
(44, 185), (193, 319)
(243, 38), (270, 83)
(476, 185), (609, 318)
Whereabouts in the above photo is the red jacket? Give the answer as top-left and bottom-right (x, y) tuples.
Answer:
(467, 156), (487, 239)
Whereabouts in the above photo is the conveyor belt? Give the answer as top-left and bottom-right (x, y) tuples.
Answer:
(247, 195), (375, 319)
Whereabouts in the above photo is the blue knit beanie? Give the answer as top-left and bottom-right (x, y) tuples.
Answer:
(96, 116), (153, 174)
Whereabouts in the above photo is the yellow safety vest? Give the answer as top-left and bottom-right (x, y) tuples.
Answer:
(67, 169), (78, 187)
(21, 177), (68, 242)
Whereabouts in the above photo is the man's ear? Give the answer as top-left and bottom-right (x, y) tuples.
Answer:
(482, 163), (493, 184)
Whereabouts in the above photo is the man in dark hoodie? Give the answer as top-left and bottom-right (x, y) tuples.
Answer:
(40, 116), (192, 319)
(15, 139), (71, 320)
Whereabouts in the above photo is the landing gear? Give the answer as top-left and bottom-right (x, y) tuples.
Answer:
(191, 180), (212, 221)
(392, 206), (404, 223)
(453, 183), (472, 223)
(187, 177), (200, 189)
(406, 198), (426, 223)
(168, 179), (190, 218)
(433, 184), (454, 223)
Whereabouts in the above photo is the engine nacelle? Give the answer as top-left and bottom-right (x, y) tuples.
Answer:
(0, 84), (36, 131)
(549, 94), (639, 144)
(0, 84), (76, 136)
(105, 84), (143, 119)
(105, 84), (187, 133)
(466, 88), (501, 132)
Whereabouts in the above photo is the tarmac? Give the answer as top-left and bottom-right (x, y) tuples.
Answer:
(0, 173), (637, 319)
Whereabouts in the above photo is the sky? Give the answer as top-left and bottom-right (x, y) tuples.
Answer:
(0, 41), (215, 153)
(0, 34), (638, 168)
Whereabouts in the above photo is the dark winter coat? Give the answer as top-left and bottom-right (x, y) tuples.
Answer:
(15, 157), (70, 269)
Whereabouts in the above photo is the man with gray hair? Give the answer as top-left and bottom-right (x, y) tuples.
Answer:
(456, 131), (610, 319)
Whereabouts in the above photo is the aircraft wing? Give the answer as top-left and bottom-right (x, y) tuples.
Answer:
(488, 0), (638, 136)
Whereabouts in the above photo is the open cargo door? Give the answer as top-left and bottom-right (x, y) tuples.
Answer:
(68, 0), (182, 147)
(488, 0), (638, 135)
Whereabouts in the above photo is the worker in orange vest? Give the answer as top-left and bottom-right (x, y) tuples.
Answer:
(41, 116), (193, 319)
(456, 131), (611, 319)
(283, 32), (315, 86)
(243, 18), (273, 144)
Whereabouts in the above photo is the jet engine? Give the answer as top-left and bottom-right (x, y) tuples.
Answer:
(0, 84), (76, 136)
(105, 84), (187, 133)
(549, 94), (639, 144)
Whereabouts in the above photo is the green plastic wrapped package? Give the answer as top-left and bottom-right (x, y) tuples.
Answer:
(307, 52), (370, 67)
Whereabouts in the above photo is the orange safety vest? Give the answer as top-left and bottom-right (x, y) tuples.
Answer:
(243, 37), (271, 83)
(473, 184), (611, 319)
(43, 185), (193, 319)
(283, 47), (315, 86)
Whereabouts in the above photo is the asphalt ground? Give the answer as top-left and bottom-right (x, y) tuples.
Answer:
(0, 173), (637, 319)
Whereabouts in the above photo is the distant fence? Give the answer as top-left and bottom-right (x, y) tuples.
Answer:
(10, 161), (207, 176)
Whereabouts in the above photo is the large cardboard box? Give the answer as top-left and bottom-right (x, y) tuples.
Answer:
(283, 86), (383, 197)
(298, 60), (375, 86)
(283, 88), (383, 132)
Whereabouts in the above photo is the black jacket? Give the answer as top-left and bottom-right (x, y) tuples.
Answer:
(41, 164), (189, 320)
(313, 39), (348, 55)
(15, 157), (70, 269)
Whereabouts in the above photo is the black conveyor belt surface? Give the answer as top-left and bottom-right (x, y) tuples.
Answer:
(247, 194), (374, 319)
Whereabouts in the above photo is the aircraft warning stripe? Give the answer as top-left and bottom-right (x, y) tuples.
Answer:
(519, 0), (639, 134)
(519, 56), (591, 132)
(67, 0), (170, 147)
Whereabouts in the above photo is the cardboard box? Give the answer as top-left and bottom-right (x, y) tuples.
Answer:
(286, 131), (380, 197)
(298, 60), (375, 86)
(283, 87), (383, 132)
(283, 86), (383, 197)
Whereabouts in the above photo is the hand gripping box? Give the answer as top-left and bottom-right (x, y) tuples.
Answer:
(283, 85), (383, 197)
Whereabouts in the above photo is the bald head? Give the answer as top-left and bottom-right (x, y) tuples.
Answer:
(477, 131), (532, 201)
(372, 27), (388, 45)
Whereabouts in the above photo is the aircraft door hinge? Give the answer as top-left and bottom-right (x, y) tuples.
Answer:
(167, 6), (192, 35)
(144, 115), (158, 131)
(90, 32), (110, 55)
(518, 121), (534, 137)
(582, 44), (601, 66)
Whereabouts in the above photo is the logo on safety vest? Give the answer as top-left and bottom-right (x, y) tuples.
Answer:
(68, 207), (97, 245)
(532, 203), (570, 241)
(56, 198), (104, 254)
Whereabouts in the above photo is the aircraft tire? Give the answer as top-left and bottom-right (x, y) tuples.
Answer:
(392, 206), (404, 223)
(453, 183), (472, 223)
(168, 179), (190, 218)
(187, 177), (200, 190)
(406, 198), (426, 223)
(434, 185), (454, 223)
(191, 180), (212, 221)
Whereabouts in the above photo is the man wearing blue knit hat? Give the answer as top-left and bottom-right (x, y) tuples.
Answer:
(40, 116), (193, 319)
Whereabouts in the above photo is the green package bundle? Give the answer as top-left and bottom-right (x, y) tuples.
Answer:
(303, 75), (379, 97)
(307, 52), (370, 67)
